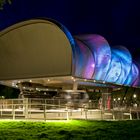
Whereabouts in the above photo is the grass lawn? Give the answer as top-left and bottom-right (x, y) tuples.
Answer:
(0, 120), (139, 140)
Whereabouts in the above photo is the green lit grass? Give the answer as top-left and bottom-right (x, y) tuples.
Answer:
(0, 120), (139, 140)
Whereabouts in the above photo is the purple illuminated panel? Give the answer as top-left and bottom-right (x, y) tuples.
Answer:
(73, 39), (95, 79)
(132, 63), (140, 87)
(75, 34), (111, 81)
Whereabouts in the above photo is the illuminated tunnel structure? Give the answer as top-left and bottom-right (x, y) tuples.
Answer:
(0, 18), (139, 88)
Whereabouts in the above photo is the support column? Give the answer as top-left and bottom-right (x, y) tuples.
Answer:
(62, 85), (72, 90)
(18, 83), (24, 99)
(101, 88), (112, 110)
(73, 81), (78, 90)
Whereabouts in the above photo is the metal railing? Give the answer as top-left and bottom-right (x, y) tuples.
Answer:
(0, 98), (139, 120)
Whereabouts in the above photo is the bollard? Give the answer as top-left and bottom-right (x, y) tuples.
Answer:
(112, 110), (115, 120)
(130, 108), (132, 120)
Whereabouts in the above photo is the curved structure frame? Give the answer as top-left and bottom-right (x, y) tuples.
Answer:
(0, 18), (139, 88)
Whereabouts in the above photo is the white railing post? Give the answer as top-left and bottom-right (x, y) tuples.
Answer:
(44, 101), (46, 121)
(24, 98), (28, 119)
(84, 105), (87, 120)
(0, 103), (2, 117)
(66, 106), (69, 120)
(137, 111), (139, 120)
(12, 104), (15, 120)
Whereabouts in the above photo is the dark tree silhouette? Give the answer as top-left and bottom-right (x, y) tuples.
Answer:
(0, 85), (19, 99)
(0, 0), (11, 9)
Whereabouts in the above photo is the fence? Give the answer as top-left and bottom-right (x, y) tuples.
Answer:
(0, 98), (139, 120)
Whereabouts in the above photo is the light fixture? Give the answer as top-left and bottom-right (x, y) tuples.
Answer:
(71, 77), (74, 80)
(133, 94), (137, 98)
(91, 63), (95, 68)
(12, 83), (15, 86)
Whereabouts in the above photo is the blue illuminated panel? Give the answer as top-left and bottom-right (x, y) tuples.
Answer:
(112, 46), (132, 85)
(75, 34), (111, 81)
(48, 19), (75, 47)
(125, 63), (139, 86)
(105, 52), (122, 83)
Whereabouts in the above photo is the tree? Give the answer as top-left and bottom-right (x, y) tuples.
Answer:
(0, 0), (12, 9)
(0, 85), (19, 99)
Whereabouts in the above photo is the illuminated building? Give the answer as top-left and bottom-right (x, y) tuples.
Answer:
(0, 18), (139, 90)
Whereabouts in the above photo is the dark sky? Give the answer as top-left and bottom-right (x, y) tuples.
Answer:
(0, 0), (140, 59)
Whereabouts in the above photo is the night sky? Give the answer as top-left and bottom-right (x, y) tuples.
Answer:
(0, 0), (140, 60)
